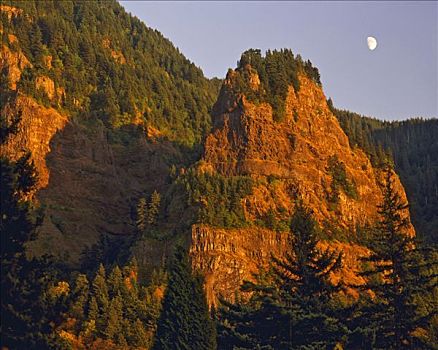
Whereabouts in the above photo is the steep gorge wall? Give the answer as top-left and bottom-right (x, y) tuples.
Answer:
(203, 71), (412, 231)
(1, 4), (415, 302)
(190, 225), (371, 304)
(0, 35), (184, 265)
(1, 96), (68, 190)
(190, 70), (414, 303)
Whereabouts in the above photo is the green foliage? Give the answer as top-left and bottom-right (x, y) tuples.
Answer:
(6, 0), (220, 147)
(230, 48), (321, 122)
(80, 233), (132, 272)
(332, 107), (392, 168)
(257, 207), (290, 232)
(147, 190), (161, 225)
(59, 259), (164, 348)
(136, 197), (147, 234)
(327, 155), (358, 203)
(136, 191), (162, 236)
(177, 169), (254, 228)
(332, 105), (438, 244)
(373, 119), (438, 245)
(153, 247), (216, 350)
(353, 168), (437, 349)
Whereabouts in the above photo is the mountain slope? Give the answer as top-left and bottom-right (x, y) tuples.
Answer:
(181, 50), (414, 302)
(1, 0), (220, 265)
(334, 108), (438, 244)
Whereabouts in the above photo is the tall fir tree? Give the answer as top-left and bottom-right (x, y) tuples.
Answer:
(147, 190), (161, 225)
(69, 273), (90, 323)
(136, 197), (147, 234)
(91, 264), (110, 335)
(357, 167), (437, 349)
(218, 202), (346, 349)
(152, 246), (216, 350)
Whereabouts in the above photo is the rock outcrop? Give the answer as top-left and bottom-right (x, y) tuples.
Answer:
(1, 44), (31, 90)
(190, 225), (371, 304)
(202, 70), (413, 231)
(1, 96), (68, 190)
(190, 67), (414, 303)
(190, 225), (289, 304)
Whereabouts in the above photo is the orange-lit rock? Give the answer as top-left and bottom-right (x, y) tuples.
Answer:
(1, 96), (68, 191)
(203, 71), (413, 234)
(1, 44), (32, 90)
(191, 69), (414, 303)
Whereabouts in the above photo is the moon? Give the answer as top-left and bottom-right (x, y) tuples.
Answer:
(367, 36), (378, 51)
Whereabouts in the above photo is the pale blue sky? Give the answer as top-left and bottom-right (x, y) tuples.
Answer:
(120, 1), (437, 121)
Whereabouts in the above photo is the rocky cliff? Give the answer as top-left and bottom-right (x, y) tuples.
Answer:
(203, 68), (412, 230)
(190, 64), (414, 303)
(190, 225), (370, 304)
(0, 29), (187, 264)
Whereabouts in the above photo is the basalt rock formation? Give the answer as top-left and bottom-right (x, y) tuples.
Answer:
(190, 64), (414, 303)
(203, 68), (412, 230)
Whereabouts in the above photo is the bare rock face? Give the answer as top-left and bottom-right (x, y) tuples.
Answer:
(1, 96), (68, 191)
(191, 69), (414, 304)
(190, 225), (289, 304)
(1, 44), (32, 90)
(190, 225), (372, 305)
(203, 71), (413, 232)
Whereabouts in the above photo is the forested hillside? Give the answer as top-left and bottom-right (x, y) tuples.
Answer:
(1, 0), (221, 146)
(1, 0), (223, 266)
(332, 105), (438, 244)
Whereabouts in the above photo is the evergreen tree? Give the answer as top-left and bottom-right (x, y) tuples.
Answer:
(104, 295), (123, 341)
(219, 202), (346, 349)
(88, 296), (99, 322)
(69, 273), (90, 322)
(136, 197), (147, 234)
(92, 264), (109, 334)
(132, 317), (150, 348)
(147, 190), (161, 225)
(357, 167), (436, 349)
(153, 246), (216, 350)
(107, 265), (123, 298)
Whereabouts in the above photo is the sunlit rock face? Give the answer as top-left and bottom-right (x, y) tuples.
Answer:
(192, 68), (414, 304)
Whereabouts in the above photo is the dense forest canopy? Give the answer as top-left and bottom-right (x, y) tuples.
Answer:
(1, 0), (221, 147)
(332, 104), (438, 244)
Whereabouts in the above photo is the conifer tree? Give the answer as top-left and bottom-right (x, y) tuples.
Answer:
(88, 296), (99, 322)
(132, 318), (150, 348)
(219, 202), (346, 349)
(357, 167), (436, 349)
(152, 246), (216, 350)
(69, 274), (90, 322)
(104, 295), (123, 341)
(147, 190), (161, 225)
(136, 197), (147, 234)
(107, 265), (123, 298)
(92, 264), (109, 334)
